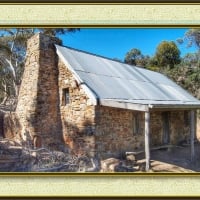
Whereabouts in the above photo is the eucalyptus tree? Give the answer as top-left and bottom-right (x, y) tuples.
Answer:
(124, 48), (151, 68)
(124, 48), (142, 66)
(154, 41), (181, 69)
(0, 28), (79, 104)
(177, 29), (200, 49)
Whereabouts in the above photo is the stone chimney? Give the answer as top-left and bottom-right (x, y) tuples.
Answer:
(16, 33), (63, 149)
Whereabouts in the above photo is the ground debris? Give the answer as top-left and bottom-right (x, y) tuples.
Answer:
(1, 137), (200, 172)
(0, 138), (91, 172)
(100, 157), (134, 172)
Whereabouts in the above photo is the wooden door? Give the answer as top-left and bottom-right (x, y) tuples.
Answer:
(162, 112), (170, 145)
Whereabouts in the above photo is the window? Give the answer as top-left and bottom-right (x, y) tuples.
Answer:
(133, 113), (141, 134)
(62, 88), (70, 105)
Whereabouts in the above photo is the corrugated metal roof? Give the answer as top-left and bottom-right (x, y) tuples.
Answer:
(55, 45), (200, 110)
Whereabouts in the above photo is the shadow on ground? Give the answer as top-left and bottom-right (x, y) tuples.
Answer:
(135, 142), (200, 172)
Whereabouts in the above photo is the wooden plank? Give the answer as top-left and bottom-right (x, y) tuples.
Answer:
(145, 111), (150, 171)
(150, 104), (200, 110)
(100, 99), (149, 112)
(162, 112), (170, 145)
(190, 110), (195, 162)
(126, 144), (185, 156)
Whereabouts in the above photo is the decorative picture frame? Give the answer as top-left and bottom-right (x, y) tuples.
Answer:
(0, 1), (200, 198)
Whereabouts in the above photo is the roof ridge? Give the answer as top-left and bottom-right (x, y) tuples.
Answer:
(56, 44), (136, 67)
(55, 44), (163, 77)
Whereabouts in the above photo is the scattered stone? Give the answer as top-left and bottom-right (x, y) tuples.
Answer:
(101, 158), (120, 172)
(126, 154), (136, 162)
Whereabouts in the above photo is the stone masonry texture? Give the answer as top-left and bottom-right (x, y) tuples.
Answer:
(2, 33), (199, 159)
(57, 58), (193, 158)
(15, 33), (63, 149)
(95, 107), (191, 158)
(58, 60), (96, 156)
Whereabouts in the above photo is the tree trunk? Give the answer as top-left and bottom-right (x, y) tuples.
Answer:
(1, 81), (8, 105)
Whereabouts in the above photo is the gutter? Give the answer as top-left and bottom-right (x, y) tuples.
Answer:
(148, 104), (200, 110)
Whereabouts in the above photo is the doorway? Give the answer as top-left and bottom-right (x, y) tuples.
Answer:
(162, 111), (170, 145)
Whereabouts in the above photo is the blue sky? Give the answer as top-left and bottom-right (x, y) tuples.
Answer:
(60, 28), (197, 61)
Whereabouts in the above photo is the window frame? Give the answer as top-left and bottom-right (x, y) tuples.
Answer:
(62, 88), (70, 106)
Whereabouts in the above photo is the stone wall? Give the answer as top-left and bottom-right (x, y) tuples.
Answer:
(149, 111), (163, 146)
(56, 59), (193, 158)
(95, 107), (191, 159)
(95, 106), (144, 158)
(170, 111), (190, 144)
(3, 112), (21, 141)
(58, 60), (96, 156)
(150, 111), (190, 146)
(15, 33), (63, 148)
(2, 32), (195, 159)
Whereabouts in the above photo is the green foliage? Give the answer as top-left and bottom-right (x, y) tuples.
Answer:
(38, 28), (79, 37)
(146, 65), (160, 72)
(0, 28), (79, 105)
(178, 29), (200, 49)
(0, 29), (32, 101)
(145, 57), (160, 72)
(124, 48), (142, 66)
(123, 32), (200, 102)
(182, 52), (200, 67)
(124, 48), (152, 68)
(154, 41), (181, 69)
(162, 62), (200, 100)
(137, 55), (151, 67)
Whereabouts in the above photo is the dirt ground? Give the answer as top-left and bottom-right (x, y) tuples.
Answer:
(134, 142), (200, 173)
(1, 136), (200, 172)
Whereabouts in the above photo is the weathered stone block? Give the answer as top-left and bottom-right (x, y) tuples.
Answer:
(3, 112), (21, 140)
(101, 158), (120, 172)
(15, 33), (63, 148)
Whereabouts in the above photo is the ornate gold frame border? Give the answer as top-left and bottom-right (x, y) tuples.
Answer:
(0, 2), (200, 197)
(1, 3), (200, 26)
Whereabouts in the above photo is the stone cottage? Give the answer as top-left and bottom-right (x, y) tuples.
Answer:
(2, 33), (200, 171)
